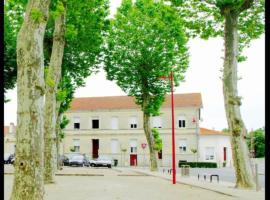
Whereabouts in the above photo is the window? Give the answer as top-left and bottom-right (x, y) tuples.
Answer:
(205, 147), (215, 160)
(152, 116), (162, 128)
(129, 117), (138, 129)
(131, 147), (137, 153)
(130, 139), (137, 153)
(178, 116), (186, 128)
(73, 117), (80, 129)
(92, 117), (99, 129)
(178, 139), (187, 153)
(111, 139), (119, 154)
(158, 150), (162, 159)
(73, 139), (80, 152)
(111, 117), (118, 129)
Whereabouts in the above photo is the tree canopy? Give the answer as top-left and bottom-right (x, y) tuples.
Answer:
(246, 128), (265, 158)
(169, 0), (264, 62)
(105, 0), (189, 115)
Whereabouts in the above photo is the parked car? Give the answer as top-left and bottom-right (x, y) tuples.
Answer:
(89, 156), (113, 168)
(69, 155), (90, 167)
(62, 153), (81, 166)
(4, 153), (14, 164)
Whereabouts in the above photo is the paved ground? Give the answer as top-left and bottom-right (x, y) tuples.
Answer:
(4, 167), (240, 200)
(4, 164), (265, 200)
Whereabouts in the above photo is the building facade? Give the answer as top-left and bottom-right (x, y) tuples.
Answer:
(63, 93), (202, 167)
(4, 123), (16, 154)
(199, 128), (233, 167)
(3, 93), (233, 168)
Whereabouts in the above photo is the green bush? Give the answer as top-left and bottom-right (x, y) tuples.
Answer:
(178, 161), (217, 168)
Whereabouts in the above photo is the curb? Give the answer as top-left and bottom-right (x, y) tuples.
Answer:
(129, 170), (235, 197)
(4, 172), (104, 176)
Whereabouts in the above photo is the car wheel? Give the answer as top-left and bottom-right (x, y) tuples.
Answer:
(108, 164), (112, 168)
(90, 163), (95, 167)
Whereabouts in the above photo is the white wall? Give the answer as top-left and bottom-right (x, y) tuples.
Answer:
(199, 135), (233, 167)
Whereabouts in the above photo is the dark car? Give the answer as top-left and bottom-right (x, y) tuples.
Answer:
(62, 153), (81, 166)
(69, 155), (90, 167)
(4, 153), (14, 164)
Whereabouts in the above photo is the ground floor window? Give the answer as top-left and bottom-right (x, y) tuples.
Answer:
(130, 147), (137, 153)
(73, 139), (80, 152)
(205, 147), (215, 160)
(178, 139), (187, 153)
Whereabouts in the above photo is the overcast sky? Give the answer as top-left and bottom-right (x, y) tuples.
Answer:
(4, 0), (265, 131)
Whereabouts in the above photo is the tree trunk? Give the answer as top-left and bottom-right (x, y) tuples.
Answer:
(44, 8), (66, 183)
(222, 11), (255, 189)
(56, 108), (62, 170)
(143, 112), (158, 171)
(10, 1), (50, 199)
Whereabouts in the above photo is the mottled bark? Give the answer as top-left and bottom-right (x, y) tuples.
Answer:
(44, 9), (66, 183)
(56, 107), (62, 170)
(143, 113), (158, 171)
(222, 10), (255, 188)
(10, 1), (50, 200)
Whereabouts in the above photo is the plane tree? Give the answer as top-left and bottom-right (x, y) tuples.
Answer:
(169, 0), (264, 188)
(43, 0), (109, 183)
(104, 0), (189, 171)
(10, 0), (51, 199)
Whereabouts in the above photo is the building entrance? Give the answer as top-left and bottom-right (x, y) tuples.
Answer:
(92, 139), (99, 158)
(130, 154), (137, 166)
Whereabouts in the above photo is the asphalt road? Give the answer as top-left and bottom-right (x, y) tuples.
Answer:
(159, 167), (265, 188)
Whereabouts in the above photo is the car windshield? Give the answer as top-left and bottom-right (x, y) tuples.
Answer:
(65, 153), (80, 159)
(98, 156), (111, 160)
(71, 156), (84, 161)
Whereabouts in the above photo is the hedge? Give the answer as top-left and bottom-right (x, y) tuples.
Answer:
(178, 161), (217, 168)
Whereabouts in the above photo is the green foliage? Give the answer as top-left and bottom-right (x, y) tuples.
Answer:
(178, 161), (218, 168)
(58, 115), (69, 141)
(50, 0), (65, 19)
(152, 128), (163, 151)
(246, 128), (265, 158)
(44, 67), (55, 88)
(30, 8), (44, 23)
(170, 0), (264, 62)
(190, 148), (197, 154)
(40, 0), (110, 116)
(222, 128), (230, 132)
(105, 0), (189, 116)
(69, 146), (75, 152)
(60, 115), (70, 130)
(4, 2), (24, 101)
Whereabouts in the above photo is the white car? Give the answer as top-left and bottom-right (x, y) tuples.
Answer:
(89, 156), (113, 168)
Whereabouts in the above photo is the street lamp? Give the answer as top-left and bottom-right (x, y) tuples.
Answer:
(159, 71), (176, 184)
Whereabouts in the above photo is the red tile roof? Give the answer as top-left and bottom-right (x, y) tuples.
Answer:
(200, 128), (229, 135)
(68, 93), (202, 111)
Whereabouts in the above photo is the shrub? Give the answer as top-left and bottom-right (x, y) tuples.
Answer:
(178, 161), (217, 168)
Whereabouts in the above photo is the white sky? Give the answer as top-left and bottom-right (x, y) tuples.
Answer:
(4, 0), (265, 131)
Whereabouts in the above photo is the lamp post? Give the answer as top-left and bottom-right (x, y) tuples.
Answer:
(192, 117), (199, 165)
(160, 71), (176, 184)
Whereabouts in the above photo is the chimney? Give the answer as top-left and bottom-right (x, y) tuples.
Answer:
(9, 123), (15, 134)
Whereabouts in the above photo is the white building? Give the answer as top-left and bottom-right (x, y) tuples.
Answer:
(199, 128), (233, 167)
(4, 94), (233, 168)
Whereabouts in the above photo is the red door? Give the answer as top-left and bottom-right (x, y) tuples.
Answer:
(130, 154), (137, 166)
(92, 139), (99, 159)
(223, 147), (227, 161)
